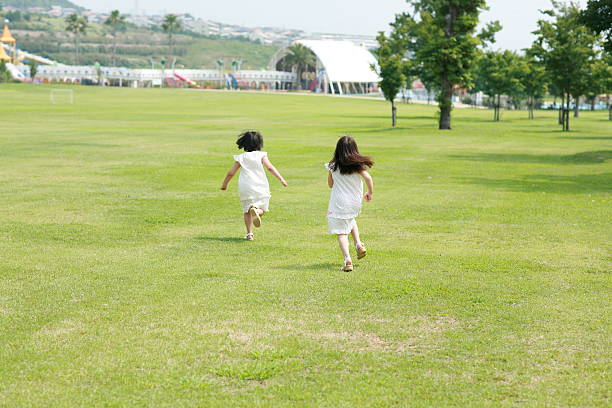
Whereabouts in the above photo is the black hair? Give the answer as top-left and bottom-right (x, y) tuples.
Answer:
(236, 130), (264, 152)
(329, 136), (374, 174)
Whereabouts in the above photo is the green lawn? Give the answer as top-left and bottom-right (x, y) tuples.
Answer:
(0, 84), (610, 407)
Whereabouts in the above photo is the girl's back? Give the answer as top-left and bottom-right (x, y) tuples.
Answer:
(326, 163), (363, 218)
(234, 151), (270, 200)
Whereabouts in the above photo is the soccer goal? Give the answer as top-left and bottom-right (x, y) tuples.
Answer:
(49, 89), (74, 105)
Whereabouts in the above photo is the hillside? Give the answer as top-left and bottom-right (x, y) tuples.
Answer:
(1, 0), (83, 10)
(3, 13), (280, 69)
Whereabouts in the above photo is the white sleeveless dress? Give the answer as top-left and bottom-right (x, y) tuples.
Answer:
(325, 163), (363, 234)
(234, 151), (271, 213)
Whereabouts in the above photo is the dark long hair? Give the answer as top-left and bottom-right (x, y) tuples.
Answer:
(329, 136), (374, 174)
(236, 130), (263, 152)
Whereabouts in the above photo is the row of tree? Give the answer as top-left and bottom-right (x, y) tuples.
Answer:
(64, 11), (182, 66)
(374, 0), (611, 131)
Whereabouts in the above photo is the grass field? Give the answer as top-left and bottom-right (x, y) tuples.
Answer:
(0, 84), (610, 407)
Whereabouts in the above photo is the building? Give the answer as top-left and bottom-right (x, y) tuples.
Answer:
(272, 39), (380, 94)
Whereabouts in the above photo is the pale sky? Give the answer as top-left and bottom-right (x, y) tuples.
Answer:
(74, 0), (586, 51)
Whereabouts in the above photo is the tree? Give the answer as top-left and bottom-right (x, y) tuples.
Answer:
(531, 1), (598, 131)
(0, 60), (9, 83)
(391, 0), (500, 129)
(373, 32), (406, 127)
(284, 43), (315, 91)
(580, 0), (612, 53)
(473, 50), (523, 121)
(104, 10), (126, 67)
(517, 52), (549, 119)
(28, 60), (38, 79)
(65, 13), (88, 65)
(161, 14), (182, 58)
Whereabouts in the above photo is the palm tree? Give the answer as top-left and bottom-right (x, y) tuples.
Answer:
(65, 13), (88, 65)
(284, 43), (315, 90)
(161, 14), (182, 58)
(104, 10), (126, 67)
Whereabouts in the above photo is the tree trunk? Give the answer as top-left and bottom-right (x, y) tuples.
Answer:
(559, 94), (565, 125)
(438, 5), (456, 130)
(296, 66), (303, 90)
(564, 93), (571, 131)
(112, 35), (117, 67)
(438, 79), (453, 130)
(590, 97), (595, 111)
(74, 35), (79, 65)
(574, 95), (580, 118)
(391, 100), (397, 127)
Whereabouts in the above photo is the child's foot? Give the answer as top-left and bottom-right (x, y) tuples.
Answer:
(342, 259), (353, 272)
(249, 206), (262, 228)
(245, 233), (254, 241)
(356, 243), (367, 260)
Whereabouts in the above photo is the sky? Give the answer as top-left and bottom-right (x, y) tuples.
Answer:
(74, 0), (586, 51)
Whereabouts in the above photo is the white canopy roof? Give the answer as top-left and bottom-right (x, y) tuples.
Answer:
(296, 39), (380, 83)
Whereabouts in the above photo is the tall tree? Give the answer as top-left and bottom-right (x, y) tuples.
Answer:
(161, 14), (182, 58)
(284, 43), (315, 91)
(473, 50), (523, 121)
(580, 0), (612, 53)
(65, 13), (88, 65)
(531, 1), (598, 131)
(516, 53), (549, 119)
(373, 32), (406, 127)
(391, 0), (500, 129)
(104, 10), (126, 67)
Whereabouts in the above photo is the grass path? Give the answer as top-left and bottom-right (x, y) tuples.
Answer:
(0, 84), (610, 407)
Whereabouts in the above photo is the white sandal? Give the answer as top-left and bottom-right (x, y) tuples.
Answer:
(245, 233), (254, 241)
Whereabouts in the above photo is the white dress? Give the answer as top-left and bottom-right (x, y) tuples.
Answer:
(325, 163), (363, 234)
(234, 151), (271, 213)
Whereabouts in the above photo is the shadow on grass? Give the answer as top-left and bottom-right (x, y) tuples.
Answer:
(558, 136), (612, 140)
(449, 150), (612, 165)
(194, 236), (244, 243)
(274, 262), (338, 271)
(457, 173), (612, 194)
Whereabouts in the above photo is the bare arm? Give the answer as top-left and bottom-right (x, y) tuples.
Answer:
(220, 162), (241, 190)
(262, 156), (288, 187)
(359, 170), (374, 201)
(328, 171), (334, 188)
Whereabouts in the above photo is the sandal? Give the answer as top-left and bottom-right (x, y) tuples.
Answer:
(356, 243), (367, 260)
(249, 206), (262, 228)
(342, 259), (353, 272)
(245, 233), (254, 241)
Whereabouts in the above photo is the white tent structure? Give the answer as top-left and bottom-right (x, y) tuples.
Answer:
(273, 39), (380, 95)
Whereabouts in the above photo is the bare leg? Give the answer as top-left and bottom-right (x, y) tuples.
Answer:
(243, 212), (253, 234)
(350, 222), (362, 246)
(337, 234), (351, 261)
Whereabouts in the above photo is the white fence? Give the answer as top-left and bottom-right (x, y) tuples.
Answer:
(17, 65), (296, 87)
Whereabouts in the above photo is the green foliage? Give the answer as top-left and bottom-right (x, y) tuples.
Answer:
(104, 10), (126, 34)
(64, 13), (87, 65)
(104, 10), (126, 67)
(27, 59), (37, 78)
(10, 13), (277, 69)
(373, 31), (405, 126)
(531, 1), (599, 129)
(473, 50), (524, 120)
(0, 0), (83, 10)
(580, 0), (612, 52)
(393, 0), (500, 129)
(0, 59), (9, 82)
(283, 43), (315, 90)
(162, 14), (182, 57)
